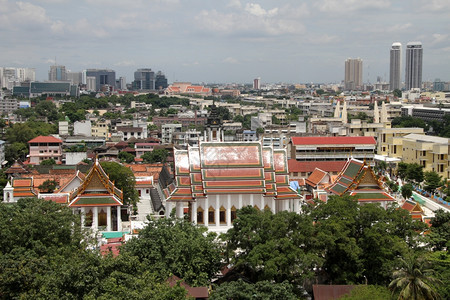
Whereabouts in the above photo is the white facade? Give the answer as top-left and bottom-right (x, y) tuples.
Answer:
(73, 120), (92, 137)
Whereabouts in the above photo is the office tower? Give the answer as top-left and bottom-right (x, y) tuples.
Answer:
(86, 76), (96, 91)
(16, 68), (36, 82)
(155, 71), (168, 90)
(344, 58), (363, 90)
(389, 42), (402, 90)
(67, 71), (82, 85)
(133, 68), (155, 90)
(253, 77), (261, 90)
(405, 42), (423, 90)
(49, 65), (67, 81)
(85, 69), (116, 91)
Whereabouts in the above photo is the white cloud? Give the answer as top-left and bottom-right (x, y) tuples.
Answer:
(245, 3), (278, 17)
(223, 57), (239, 64)
(430, 33), (448, 45)
(417, 0), (450, 12)
(316, 0), (391, 13)
(227, 0), (241, 9)
(114, 60), (136, 67)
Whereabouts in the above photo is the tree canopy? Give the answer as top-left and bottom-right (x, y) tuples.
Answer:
(100, 161), (139, 207)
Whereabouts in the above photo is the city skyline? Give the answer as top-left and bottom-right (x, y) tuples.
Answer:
(0, 0), (448, 84)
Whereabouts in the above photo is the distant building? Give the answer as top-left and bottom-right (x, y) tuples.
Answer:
(133, 68), (155, 90)
(0, 98), (19, 115)
(165, 82), (211, 96)
(67, 71), (82, 85)
(345, 58), (363, 90)
(253, 77), (261, 90)
(155, 71), (168, 90)
(118, 77), (127, 90)
(13, 82), (79, 98)
(28, 135), (63, 165)
(390, 42), (402, 90)
(86, 76), (96, 91)
(405, 42), (423, 90)
(48, 65), (67, 81)
(85, 69), (116, 91)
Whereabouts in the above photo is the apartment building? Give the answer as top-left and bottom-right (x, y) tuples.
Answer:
(377, 127), (425, 157)
(28, 136), (63, 164)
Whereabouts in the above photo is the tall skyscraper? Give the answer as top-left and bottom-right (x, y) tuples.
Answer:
(344, 58), (363, 90)
(389, 42), (402, 90)
(133, 68), (155, 90)
(85, 69), (116, 91)
(49, 65), (67, 81)
(155, 71), (168, 90)
(253, 77), (261, 90)
(405, 42), (423, 90)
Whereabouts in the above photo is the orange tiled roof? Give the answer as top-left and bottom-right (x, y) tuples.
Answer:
(306, 168), (328, 187)
(28, 135), (63, 144)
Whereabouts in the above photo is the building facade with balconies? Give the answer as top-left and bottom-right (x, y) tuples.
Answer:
(28, 136), (63, 164)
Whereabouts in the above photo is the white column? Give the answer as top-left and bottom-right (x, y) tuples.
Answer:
(176, 202), (184, 219)
(192, 201), (197, 224)
(250, 194), (254, 207)
(80, 207), (85, 227)
(92, 206), (98, 230)
(238, 194), (243, 209)
(117, 206), (122, 231)
(284, 200), (289, 211)
(272, 198), (276, 213)
(226, 195), (231, 227)
(204, 197), (209, 226)
(166, 202), (172, 218)
(260, 196), (264, 211)
(215, 195), (220, 227)
(294, 199), (299, 214)
(106, 206), (111, 231)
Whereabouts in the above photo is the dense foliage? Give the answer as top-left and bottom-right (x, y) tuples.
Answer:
(100, 161), (139, 207)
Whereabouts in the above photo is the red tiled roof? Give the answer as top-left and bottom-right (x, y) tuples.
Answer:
(291, 136), (376, 145)
(306, 168), (328, 187)
(28, 136), (63, 144)
(288, 159), (347, 173)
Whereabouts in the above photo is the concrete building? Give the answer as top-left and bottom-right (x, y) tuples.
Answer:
(289, 136), (376, 162)
(253, 77), (261, 90)
(28, 136), (63, 164)
(86, 76), (96, 91)
(0, 98), (19, 115)
(85, 69), (116, 91)
(155, 71), (168, 90)
(91, 121), (109, 138)
(73, 120), (92, 137)
(67, 71), (82, 85)
(390, 42), (402, 90)
(401, 105), (450, 123)
(401, 134), (449, 178)
(161, 123), (182, 144)
(405, 42), (423, 90)
(377, 127), (425, 157)
(345, 58), (363, 90)
(133, 68), (155, 90)
(48, 65), (67, 81)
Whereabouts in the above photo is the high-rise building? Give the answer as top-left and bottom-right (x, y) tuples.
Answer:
(67, 71), (82, 85)
(49, 65), (67, 81)
(405, 42), (423, 90)
(118, 77), (127, 90)
(253, 77), (261, 90)
(133, 68), (155, 90)
(389, 42), (402, 90)
(85, 69), (116, 91)
(155, 71), (168, 90)
(344, 58), (363, 90)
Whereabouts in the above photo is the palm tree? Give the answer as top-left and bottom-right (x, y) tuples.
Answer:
(389, 253), (441, 300)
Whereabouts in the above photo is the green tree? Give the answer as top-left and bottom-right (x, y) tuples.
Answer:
(210, 279), (297, 300)
(35, 100), (58, 122)
(407, 163), (424, 183)
(393, 89), (402, 98)
(100, 161), (139, 207)
(340, 285), (392, 300)
(427, 251), (450, 299)
(389, 253), (441, 300)
(121, 216), (222, 286)
(402, 183), (413, 199)
(118, 151), (135, 163)
(427, 209), (450, 251)
(224, 206), (321, 293)
(141, 148), (168, 163)
(5, 142), (28, 162)
(38, 179), (58, 193)
(40, 158), (56, 165)
(424, 171), (442, 193)
(397, 162), (409, 179)
(5, 122), (36, 144)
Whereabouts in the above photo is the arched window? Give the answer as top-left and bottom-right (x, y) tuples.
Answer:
(208, 206), (215, 224)
(98, 209), (107, 227)
(219, 206), (226, 224)
(197, 207), (204, 224)
(231, 206), (237, 222)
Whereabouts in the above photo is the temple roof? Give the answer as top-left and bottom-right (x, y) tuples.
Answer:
(68, 160), (123, 207)
(167, 142), (300, 202)
(306, 168), (329, 188)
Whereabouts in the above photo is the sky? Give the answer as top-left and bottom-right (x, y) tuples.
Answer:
(0, 0), (449, 84)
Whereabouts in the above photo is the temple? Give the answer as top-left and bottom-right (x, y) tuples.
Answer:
(326, 158), (395, 208)
(68, 160), (123, 231)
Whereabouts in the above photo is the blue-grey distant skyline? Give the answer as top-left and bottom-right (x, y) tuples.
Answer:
(0, 0), (449, 84)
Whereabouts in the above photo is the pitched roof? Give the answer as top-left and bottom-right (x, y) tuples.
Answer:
(288, 160), (347, 173)
(28, 135), (63, 144)
(306, 168), (329, 187)
(291, 136), (376, 146)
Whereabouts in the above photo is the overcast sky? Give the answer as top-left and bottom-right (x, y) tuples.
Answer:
(0, 0), (449, 84)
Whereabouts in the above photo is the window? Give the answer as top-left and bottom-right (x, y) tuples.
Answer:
(220, 206), (226, 224)
(197, 207), (204, 224)
(208, 206), (215, 224)
(231, 206), (237, 222)
(138, 190), (141, 196)
(146, 189), (150, 194)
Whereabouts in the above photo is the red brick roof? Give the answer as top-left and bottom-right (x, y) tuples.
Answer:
(291, 136), (376, 145)
(28, 136), (63, 144)
(288, 159), (347, 173)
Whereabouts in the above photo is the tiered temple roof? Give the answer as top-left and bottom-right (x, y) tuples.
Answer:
(401, 199), (425, 221)
(167, 141), (300, 202)
(68, 160), (123, 208)
(326, 158), (394, 203)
